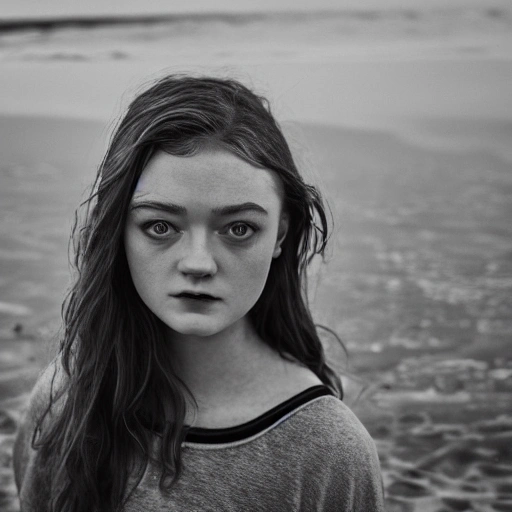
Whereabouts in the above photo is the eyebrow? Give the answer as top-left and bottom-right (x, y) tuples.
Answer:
(130, 200), (268, 216)
(212, 202), (268, 216)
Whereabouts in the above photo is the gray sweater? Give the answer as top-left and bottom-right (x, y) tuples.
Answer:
(15, 384), (385, 511)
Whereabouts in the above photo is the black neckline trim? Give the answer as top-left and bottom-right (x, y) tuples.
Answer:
(183, 385), (334, 444)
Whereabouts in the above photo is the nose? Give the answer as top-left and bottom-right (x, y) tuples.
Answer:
(177, 231), (218, 278)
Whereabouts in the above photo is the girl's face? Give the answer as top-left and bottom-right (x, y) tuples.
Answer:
(124, 147), (288, 338)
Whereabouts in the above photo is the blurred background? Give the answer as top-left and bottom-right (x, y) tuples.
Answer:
(1, 1), (511, 510)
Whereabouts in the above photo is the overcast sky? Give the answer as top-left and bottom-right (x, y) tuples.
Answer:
(2, 0), (507, 19)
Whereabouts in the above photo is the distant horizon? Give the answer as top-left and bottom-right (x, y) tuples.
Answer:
(2, 0), (510, 21)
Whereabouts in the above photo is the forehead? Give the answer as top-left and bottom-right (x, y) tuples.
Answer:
(133, 148), (284, 207)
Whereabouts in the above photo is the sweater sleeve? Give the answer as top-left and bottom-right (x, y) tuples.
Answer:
(332, 424), (385, 511)
(13, 359), (64, 511)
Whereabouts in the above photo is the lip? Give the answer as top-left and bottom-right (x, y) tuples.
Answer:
(172, 291), (221, 301)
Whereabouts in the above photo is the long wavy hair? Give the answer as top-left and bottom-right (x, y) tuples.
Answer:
(33, 74), (343, 512)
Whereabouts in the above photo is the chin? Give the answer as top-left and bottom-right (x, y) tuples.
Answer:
(166, 317), (226, 338)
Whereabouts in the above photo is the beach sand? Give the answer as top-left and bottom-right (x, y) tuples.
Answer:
(1, 5), (512, 510)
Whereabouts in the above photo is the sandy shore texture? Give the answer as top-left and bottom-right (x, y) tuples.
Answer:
(1, 4), (512, 511)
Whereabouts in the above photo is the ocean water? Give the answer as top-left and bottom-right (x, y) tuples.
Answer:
(0, 6), (511, 64)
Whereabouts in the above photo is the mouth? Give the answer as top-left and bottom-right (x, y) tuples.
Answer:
(173, 292), (220, 302)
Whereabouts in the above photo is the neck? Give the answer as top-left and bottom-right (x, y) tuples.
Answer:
(168, 317), (281, 407)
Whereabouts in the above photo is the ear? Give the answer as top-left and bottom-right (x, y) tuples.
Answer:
(273, 212), (289, 258)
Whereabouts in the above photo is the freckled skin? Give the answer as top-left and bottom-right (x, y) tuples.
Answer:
(124, 148), (288, 338)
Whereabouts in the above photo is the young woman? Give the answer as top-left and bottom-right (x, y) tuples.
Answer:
(13, 75), (384, 511)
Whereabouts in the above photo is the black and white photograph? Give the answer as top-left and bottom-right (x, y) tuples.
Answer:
(1, 0), (511, 510)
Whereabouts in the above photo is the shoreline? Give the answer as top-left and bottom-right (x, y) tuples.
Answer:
(2, 0), (510, 19)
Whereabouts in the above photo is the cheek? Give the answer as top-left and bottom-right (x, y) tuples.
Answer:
(124, 231), (162, 295)
(230, 244), (275, 302)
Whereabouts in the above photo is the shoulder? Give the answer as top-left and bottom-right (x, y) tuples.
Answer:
(20, 357), (67, 425)
(282, 396), (385, 510)
(289, 395), (380, 465)
(13, 357), (67, 490)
